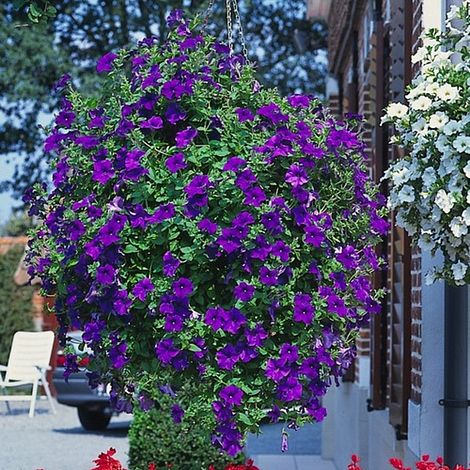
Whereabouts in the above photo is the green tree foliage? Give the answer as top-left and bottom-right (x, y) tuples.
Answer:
(0, 1), (327, 201)
(0, 211), (33, 236)
(0, 245), (35, 364)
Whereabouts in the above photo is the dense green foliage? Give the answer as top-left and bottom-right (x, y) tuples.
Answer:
(0, 245), (35, 364)
(1, 1), (327, 202)
(0, 211), (33, 236)
(128, 388), (243, 470)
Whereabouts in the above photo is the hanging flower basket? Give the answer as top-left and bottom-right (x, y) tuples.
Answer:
(382, 3), (470, 285)
(26, 9), (386, 455)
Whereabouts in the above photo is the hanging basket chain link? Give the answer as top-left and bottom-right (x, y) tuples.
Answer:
(230, 0), (249, 62)
(202, 0), (216, 31)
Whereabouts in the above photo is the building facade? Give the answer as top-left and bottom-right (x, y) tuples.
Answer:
(306, 0), (462, 468)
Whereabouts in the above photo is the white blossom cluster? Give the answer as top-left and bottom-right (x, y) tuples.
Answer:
(382, 2), (470, 285)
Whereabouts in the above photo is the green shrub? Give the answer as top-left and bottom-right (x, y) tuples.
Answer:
(0, 245), (35, 364)
(128, 390), (244, 470)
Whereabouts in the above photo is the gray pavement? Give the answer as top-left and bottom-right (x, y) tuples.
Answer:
(0, 398), (335, 470)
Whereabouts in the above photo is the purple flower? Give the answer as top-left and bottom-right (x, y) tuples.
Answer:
(277, 377), (302, 402)
(205, 306), (227, 331)
(92, 159), (114, 184)
(76, 135), (99, 149)
(165, 314), (184, 332)
(326, 293), (348, 317)
(217, 228), (242, 254)
(198, 218), (218, 234)
(55, 110), (75, 128)
(166, 152), (187, 173)
(285, 164), (309, 187)
(216, 344), (240, 370)
(140, 116), (163, 130)
(336, 245), (359, 270)
(288, 94), (311, 108)
(96, 264), (116, 285)
(53, 73), (71, 91)
(133, 277), (154, 301)
(265, 358), (290, 383)
(114, 289), (132, 316)
(149, 203), (175, 223)
(109, 342), (128, 369)
(232, 211), (255, 227)
(163, 251), (180, 277)
(271, 240), (291, 262)
(370, 211), (389, 235)
(280, 343), (299, 363)
(261, 211), (282, 235)
(223, 156), (246, 172)
(300, 357), (319, 379)
(293, 293), (315, 324)
(96, 52), (118, 73)
(219, 385), (244, 406)
(155, 338), (180, 364)
(304, 225), (325, 247)
(245, 324), (268, 347)
(175, 126), (198, 148)
(234, 282), (255, 302)
(172, 277), (193, 298)
(235, 169), (257, 191)
(138, 393), (154, 411)
(161, 78), (186, 100)
(171, 404), (185, 423)
(244, 186), (266, 207)
(165, 103), (187, 124)
(184, 174), (211, 196)
(259, 267), (279, 286)
(223, 308), (247, 334)
(69, 220), (85, 241)
(235, 108), (255, 122)
(257, 102), (288, 125)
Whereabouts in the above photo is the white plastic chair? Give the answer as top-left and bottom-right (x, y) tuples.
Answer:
(0, 331), (57, 417)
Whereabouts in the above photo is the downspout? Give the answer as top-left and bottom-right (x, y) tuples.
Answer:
(440, 1), (468, 466)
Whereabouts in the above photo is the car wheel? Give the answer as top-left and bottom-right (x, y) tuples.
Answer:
(77, 406), (111, 431)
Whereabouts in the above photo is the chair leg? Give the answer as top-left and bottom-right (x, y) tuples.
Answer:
(29, 380), (38, 418)
(1, 385), (11, 414)
(41, 376), (57, 414)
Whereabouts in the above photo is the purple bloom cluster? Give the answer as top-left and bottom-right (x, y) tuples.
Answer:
(27, 9), (387, 458)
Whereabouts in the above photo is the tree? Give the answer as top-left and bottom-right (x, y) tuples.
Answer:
(0, 1), (327, 201)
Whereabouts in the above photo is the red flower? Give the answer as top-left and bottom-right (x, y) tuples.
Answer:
(91, 448), (125, 470)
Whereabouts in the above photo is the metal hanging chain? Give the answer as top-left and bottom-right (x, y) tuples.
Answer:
(225, 0), (249, 62)
(202, 0), (216, 31)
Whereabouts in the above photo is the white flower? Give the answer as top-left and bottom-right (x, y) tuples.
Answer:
(451, 261), (468, 281)
(411, 95), (432, 111)
(397, 185), (415, 203)
(418, 232), (435, 251)
(435, 189), (454, 213)
(425, 82), (440, 95)
(424, 269), (437, 285)
(464, 162), (470, 178)
(429, 112), (449, 129)
(412, 46), (427, 64)
(454, 136), (470, 153)
(436, 83), (460, 102)
(386, 103), (408, 119)
(463, 208), (470, 225)
(396, 211), (417, 235)
(443, 120), (461, 136)
(450, 216), (468, 237)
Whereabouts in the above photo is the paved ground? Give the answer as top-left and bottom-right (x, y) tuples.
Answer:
(0, 399), (335, 470)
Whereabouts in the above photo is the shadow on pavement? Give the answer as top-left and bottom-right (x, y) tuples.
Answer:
(53, 421), (132, 437)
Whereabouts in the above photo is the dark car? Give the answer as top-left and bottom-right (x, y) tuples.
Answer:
(53, 331), (114, 430)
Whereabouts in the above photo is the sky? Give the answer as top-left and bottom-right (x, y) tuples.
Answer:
(0, 157), (18, 226)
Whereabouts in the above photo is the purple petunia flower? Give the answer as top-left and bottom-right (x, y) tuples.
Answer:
(109, 342), (128, 369)
(148, 203), (175, 223)
(235, 108), (255, 123)
(171, 403), (185, 423)
(165, 103), (187, 124)
(304, 225), (325, 247)
(198, 218), (218, 234)
(175, 126), (198, 148)
(96, 264), (116, 285)
(259, 266), (279, 286)
(245, 324), (268, 347)
(75, 135), (99, 149)
(205, 306), (227, 331)
(96, 52), (118, 73)
(293, 293), (315, 324)
(277, 377), (302, 402)
(336, 245), (359, 270)
(165, 314), (184, 332)
(165, 152), (187, 173)
(92, 159), (114, 184)
(140, 116), (163, 130)
(326, 293), (348, 317)
(265, 358), (291, 383)
(163, 251), (180, 277)
(285, 164), (309, 187)
(223, 308), (247, 334)
(172, 277), (193, 298)
(261, 211), (283, 235)
(223, 156), (246, 172)
(155, 338), (180, 364)
(216, 344), (240, 370)
(219, 385), (244, 406)
(271, 240), (291, 262)
(69, 220), (85, 241)
(55, 110), (75, 128)
(243, 186), (266, 207)
(233, 282), (255, 302)
(138, 393), (154, 411)
(288, 94), (311, 108)
(257, 102), (289, 125)
(132, 277), (154, 301)
(280, 343), (299, 363)
(114, 289), (132, 316)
